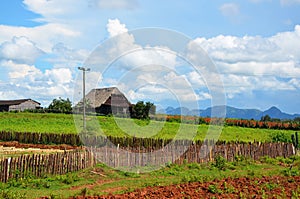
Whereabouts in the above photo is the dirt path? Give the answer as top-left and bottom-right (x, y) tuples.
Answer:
(70, 175), (300, 199)
(0, 141), (81, 150)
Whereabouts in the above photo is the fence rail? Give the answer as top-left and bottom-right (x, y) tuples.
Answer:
(0, 141), (295, 182)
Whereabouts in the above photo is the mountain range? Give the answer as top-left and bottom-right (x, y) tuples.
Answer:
(158, 106), (300, 120)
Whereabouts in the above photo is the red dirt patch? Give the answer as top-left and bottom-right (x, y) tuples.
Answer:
(0, 141), (81, 150)
(69, 175), (300, 199)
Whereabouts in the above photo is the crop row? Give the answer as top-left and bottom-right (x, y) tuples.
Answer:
(162, 115), (300, 130)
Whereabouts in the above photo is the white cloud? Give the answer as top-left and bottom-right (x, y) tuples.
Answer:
(217, 61), (300, 77)
(120, 48), (178, 70)
(0, 1), (299, 110)
(127, 89), (146, 101)
(87, 19), (178, 72)
(219, 3), (240, 17)
(196, 91), (212, 100)
(186, 71), (207, 87)
(45, 68), (72, 84)
(0, 60), (75, 105)
(192, 25), (300, 78)
(0, 90), (22, 100)
(107, 19), (128, 37)
(188, 24), (300, 100)
(1, 60), (41, 79)
(50, 42), (89, 65)
(23, 0), (88, 22)
(270, 25), (300, 60)
(0, 36), (44, 64)
(0, 24), (80, 52)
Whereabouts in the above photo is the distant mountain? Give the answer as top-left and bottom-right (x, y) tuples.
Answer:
(158, 105), (300, 120)
(199, 106), (261, 119)
(262, 106), (300, 120)
(159, 106), (190, 115)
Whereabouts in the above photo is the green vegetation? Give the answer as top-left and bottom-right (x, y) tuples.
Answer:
(0, 112), (296, 143)
(48, 97), (72, 114)
(0, 112), (75, 133)
(1, 156), (299, 199)
(131, 101), (155, 119)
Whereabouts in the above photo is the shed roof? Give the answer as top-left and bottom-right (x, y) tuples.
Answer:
(0, 99), (41, 106)
(85, 87), (131, 108)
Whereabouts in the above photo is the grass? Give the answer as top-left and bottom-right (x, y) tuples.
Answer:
(0, 112), (75, 134)
(0, 112), (296, 142)
(1, 155), (299, 199)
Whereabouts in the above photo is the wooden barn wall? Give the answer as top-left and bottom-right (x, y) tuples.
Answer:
(9, 101), (40, 112)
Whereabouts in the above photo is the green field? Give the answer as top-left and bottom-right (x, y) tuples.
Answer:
(0, 112), (299, 198)
(0, 112), (295, 142)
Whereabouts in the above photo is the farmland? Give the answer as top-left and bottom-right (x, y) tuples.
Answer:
(0, 112), (299, 198)
(0, 112), (296, 143)
(1, 156), (300, 198)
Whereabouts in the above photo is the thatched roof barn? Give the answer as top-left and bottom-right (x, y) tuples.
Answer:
(0, 99), (41, 112)
(83, 87), (132, 115)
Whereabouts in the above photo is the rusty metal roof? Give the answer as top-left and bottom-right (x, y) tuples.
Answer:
(0, 99), (41, 106)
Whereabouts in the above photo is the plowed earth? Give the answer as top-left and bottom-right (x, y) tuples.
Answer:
(70, 176), (300, 199)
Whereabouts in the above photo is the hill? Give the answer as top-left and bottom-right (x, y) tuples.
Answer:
(158, 105), (300, 120)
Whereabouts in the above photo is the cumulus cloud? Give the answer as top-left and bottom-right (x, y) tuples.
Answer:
(87, 19), (179, 72)
(0, 36), (44, 64)
(0, 59), (75, 105)
(0, 24), (81, 52)
(192, 25), (300, 77)
(106, 19), (128, 37)
(23, 0), (88, 22)
(44, 68), (72, 84)
(187, 24), (300, 99)
(1, 60), (40, 80)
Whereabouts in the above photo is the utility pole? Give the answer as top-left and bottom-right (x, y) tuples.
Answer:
(78, 67), (90, 131)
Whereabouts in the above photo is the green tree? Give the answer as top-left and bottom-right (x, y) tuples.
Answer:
(261, 114), (271, 122)
(48, 97), (72, 113)
(131, 101), (155, 119)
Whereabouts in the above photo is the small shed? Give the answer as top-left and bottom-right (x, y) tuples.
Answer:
(83, 87), (132, 115)
(0, 99), (41, 112)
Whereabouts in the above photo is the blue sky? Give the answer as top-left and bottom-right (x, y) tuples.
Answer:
(0, 0), (300, 114)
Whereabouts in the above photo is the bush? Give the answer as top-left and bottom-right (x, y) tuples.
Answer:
(212, 155), (227, 171)
(270, 132), (291, 143)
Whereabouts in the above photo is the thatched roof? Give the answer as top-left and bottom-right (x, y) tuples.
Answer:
(0, 99), (41, 106)
(85, 87), (131, 108)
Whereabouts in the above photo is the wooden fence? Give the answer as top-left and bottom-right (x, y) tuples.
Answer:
(0, 142), (295, 182)
(0, 150), (95, 183)
(92, 141), (295, 169)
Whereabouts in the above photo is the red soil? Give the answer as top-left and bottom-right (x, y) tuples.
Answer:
(0, 141), (81, 150)
(70, 175), (300, 199)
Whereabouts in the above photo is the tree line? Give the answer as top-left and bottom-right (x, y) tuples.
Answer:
(26, 97), (155, 120)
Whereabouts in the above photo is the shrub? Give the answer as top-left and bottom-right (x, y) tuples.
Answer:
(212, 155), (227, 170)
